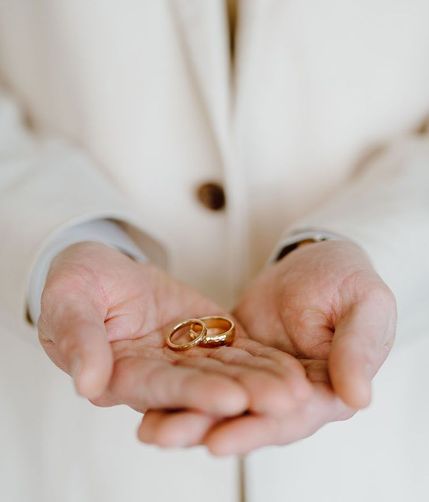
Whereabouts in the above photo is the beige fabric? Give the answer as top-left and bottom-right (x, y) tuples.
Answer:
(247, 331), (429, 502)
(0, 1), (428, 501)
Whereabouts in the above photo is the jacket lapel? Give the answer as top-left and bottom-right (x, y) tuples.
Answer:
(172, 0), (231, 154)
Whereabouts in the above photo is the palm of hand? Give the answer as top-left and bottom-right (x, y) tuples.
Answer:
(237, 240), (395, 392)
(39, 242), (311, 425)
(140, 241), (396, 454)
(220, 243), (361, 451)
(206, 241), (396, 453)
(236, 240), (356, 394)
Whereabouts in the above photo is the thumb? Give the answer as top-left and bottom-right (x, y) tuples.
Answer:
(39, 299), (113, 400)
(329, 292), (396, 409)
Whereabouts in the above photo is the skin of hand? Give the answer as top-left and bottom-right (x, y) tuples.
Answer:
(138, 240), (397, 455)
(37, 241), (312, 440)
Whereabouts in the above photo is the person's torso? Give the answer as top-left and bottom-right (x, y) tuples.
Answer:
(0, 0), (428, 305)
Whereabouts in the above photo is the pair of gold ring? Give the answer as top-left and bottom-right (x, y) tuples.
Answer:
(166, 316), (235, 351)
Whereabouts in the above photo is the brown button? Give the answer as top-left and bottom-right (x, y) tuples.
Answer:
(196, 182), (226, 211)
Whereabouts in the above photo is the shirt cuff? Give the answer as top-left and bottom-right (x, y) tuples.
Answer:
(269, 228), (351, 263)
(27, 219), (148, 323)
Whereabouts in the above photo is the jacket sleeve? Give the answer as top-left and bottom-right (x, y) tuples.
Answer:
(271, 131), (429, 345)
(0, 88), (167, 340)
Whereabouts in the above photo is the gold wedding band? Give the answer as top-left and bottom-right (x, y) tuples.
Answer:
(166, 316), (235, 351)
(189, 316), (235, 347)
(166, 318), (207, 351)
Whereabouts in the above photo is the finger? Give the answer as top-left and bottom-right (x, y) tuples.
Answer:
(329, 293), (396, 409)
(205, 415), (282, 456)
(138, 410), (218, 448)
(209, 344), (312, 412)
(177, 356), (298, 415)
(39, 303), (112, 400)
(204, 385), (350, 456)
(177, 346), (311, 415)
(232, 338), (313, 399)
(96, 355), (249, 416)
(136, 410), (165, 444)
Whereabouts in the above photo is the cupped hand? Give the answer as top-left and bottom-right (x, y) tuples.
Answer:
(139, 240), (396, 454)
(38, 242), (311, 424)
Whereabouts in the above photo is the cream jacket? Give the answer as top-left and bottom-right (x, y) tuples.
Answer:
(1, 2), (429, 501)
